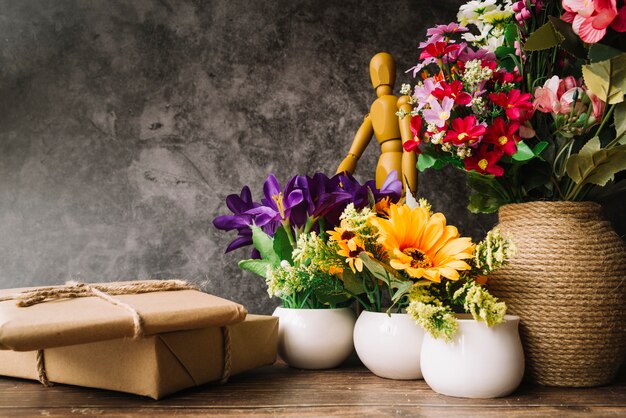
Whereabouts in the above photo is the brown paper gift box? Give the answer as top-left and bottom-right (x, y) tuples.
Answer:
(0, 281), (278, 399)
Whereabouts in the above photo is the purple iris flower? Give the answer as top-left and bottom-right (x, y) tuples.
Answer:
(245, 174), (305, 227)
(213, 186), (259, 252)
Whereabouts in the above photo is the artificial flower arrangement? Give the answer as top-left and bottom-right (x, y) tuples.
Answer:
(213, 171), (402, 309)
(329, 192), (514, 340)
(399, 0), (626, 213)
(215, 171), (514, 340)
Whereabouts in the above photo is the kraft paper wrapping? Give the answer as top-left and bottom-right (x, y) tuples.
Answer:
(0, 315), (278, 399)
(0, 281), (248, 351)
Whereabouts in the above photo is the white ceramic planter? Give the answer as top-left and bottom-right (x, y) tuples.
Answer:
(272, 307), (356, 369)
(353, 311), (424, 380)
(421, 314), (525, 398)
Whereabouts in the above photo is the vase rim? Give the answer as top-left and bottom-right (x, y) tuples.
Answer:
(274, 306), (353, 312)
(455, 313), (519, 322)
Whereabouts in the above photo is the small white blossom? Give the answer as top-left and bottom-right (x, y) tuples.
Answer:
(462, 59), (494, 86)
(400, 83), (412, 95)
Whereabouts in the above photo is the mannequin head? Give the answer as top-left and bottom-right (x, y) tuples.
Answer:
(369, 52), (396, 96)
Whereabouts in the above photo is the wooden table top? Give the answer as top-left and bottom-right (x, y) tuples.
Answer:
(1, 360), (625, 417)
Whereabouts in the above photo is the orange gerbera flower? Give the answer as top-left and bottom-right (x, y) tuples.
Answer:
(336, 238), (367, 273)
(374, 197), (392, 218)
(369, 204), (474, 282)
(328, 220), (357, 244)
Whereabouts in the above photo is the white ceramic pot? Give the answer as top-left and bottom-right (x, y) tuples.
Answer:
(353, 311), (424, 380)
(421, 314), (525, 398)
(272, 306), (356, 369)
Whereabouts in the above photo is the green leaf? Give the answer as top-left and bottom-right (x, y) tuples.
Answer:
(272, 227), (293, 264)
(504, 23), (517, 46)
(521, 160), (551, 193)
(589, 44), (623, 63)
(495, 46), (517, 71)
(512, 141), (536, 161)
(391, 280), (414, 304)
(615, 101), (626, 145)
(565, 137), (626, 186)
(548, 16), (587, 59)
(524, 21), (563, 51)
(417, 153), (437, 171)
(251, 225), (279, 265)
(238, 259), (272, 279)
(314, 289), (350, 305)
(582, 55), (626, 105)
(533, 141), (549, 156)
(341, 270), (366, 296)
(467, 192), (502, 214)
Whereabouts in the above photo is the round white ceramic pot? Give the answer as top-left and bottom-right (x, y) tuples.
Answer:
(421, 314), (525, 398)
(272, 307), (356, 369)
(353, 311), (424, 380)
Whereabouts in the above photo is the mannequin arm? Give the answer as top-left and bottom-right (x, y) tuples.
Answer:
(398, 95), (418, 195)
(336, 114), (374, 175)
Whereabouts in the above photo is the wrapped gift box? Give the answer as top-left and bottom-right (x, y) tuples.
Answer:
(0, 281), (278, 399)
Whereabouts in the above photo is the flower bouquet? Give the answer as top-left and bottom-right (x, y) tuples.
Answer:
(398, 0), (626, 387)
(213, 171), (402, 309)
(330, 192), (514, 341)
(399, 0), (626, 212)
(213, 171), (402, 368)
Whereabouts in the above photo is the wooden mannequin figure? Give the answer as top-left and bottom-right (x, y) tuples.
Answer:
(336, 52), (417, 195)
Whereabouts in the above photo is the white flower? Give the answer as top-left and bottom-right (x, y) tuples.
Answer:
(462, 59), (494, 86)
(400, 83), (412, 95)
(457, 0), (498, 27)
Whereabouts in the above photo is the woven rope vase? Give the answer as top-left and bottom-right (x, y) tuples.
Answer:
(488, 201), (626, 387)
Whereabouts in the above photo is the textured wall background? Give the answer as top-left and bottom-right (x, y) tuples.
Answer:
(1, 0), (622, 314)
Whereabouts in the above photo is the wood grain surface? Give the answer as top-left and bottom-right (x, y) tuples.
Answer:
(1, 360), (624, 417)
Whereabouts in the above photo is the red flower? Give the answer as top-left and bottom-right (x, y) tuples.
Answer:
(493, 69), (522, 84)
(484, 118), (520, 156)
(489, 89), (533, 121)
(420, 42), (461, 60)
(443, 116), (487, 146)
(403, 115), (423, 153)
(432, 80), (472, 105)
(464, 145), (505, 176)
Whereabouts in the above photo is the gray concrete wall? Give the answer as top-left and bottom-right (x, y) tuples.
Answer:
(1, 0), (622, 314)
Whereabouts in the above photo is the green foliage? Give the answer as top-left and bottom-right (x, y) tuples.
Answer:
(615, 102), (626, 145)
(272, 227), (293, 264)
(523, 21), (563, 51)
(548, 16), (587, 59)
(417, 153), (437, 171)
(512, 141), (535, 161)
(251, 225), (280, 266)
(582, 54), (626, 105)
(565, 137), (626, 187)
(466, 172), (511, 214)
(238, 259), (271, 279)
(588, 44), (624, 63)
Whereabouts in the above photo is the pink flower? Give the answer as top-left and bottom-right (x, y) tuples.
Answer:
(413, 78), (440, 112)
(419, 23), (469, 48)
(533, 75), (604, 119)
(562, 0), (626, 43)
(422, 97), (454, 128)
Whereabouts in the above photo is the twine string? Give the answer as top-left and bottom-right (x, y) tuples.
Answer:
(220, 326), (232, 384)
(488, 201), (626, 387)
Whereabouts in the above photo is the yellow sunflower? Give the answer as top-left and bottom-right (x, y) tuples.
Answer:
(369, 204), (474, 282)
(328, 220), (357, 243)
